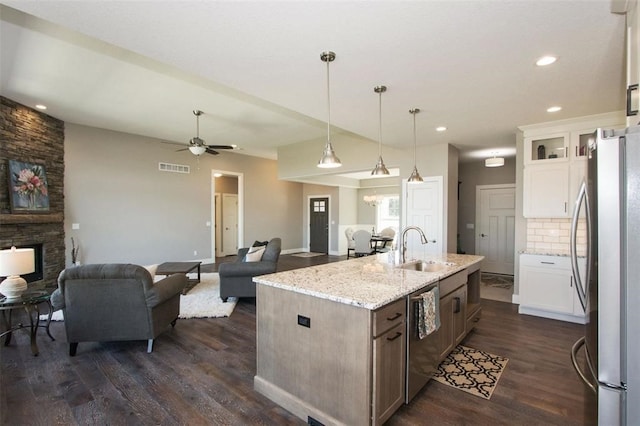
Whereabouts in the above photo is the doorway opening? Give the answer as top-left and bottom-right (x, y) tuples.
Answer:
(212, 170), (244, 260)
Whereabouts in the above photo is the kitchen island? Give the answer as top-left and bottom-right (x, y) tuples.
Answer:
(253, 253), (483, 426)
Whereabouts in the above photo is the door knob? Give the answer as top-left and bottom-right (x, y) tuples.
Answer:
(481, 233), (488, 237)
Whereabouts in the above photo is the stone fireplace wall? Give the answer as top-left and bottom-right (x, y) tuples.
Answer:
(0, 96), (65, 289)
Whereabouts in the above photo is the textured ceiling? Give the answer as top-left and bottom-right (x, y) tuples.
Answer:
(0, 1), (627, 165)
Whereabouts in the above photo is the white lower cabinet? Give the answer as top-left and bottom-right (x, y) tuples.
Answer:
(518, 254), (586, 324)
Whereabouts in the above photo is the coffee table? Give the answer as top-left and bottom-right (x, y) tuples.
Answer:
(156, 261), (201, 294)
(0, 290), (55, 356)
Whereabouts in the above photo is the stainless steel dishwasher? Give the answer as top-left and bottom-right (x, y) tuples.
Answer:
(405, 282), (440, 403)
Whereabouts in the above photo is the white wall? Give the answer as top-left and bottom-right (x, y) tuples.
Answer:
(64, 123), (303, 265)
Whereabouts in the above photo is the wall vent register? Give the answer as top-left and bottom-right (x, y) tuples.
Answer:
(158, 162), (190, 174)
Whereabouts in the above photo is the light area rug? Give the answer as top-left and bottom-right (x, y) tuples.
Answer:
(433, 345), (509, 400)
(290, 252), (325, 258)
(480, 272), (514, 303)
(41, 273), (237, 321)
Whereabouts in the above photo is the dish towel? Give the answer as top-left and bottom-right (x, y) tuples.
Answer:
(418, 286), (440, 339)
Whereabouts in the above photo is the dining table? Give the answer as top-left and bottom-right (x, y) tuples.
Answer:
(369, 235), (394, 253)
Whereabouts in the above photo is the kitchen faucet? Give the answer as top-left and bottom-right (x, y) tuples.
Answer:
(399, 226), (429, 264)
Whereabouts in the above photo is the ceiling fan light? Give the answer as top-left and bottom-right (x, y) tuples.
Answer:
(317, 142), (342, 168)
(485, 156), (505, 167)
(189, 145), (206, 156)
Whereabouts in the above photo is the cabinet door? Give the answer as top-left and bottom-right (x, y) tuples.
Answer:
(520, 265), (574, 314)
(453, 286), (467, 345)
(523, 164), (570, 218)
(524, 132), (569, 164)
(570, 129), (596, 161)
(438, 292), (454, 360)
(373, 322), (406, 425)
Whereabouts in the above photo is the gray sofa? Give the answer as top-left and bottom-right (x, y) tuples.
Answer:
(51, 264), (187, 356)
(219, 238), (281, 301)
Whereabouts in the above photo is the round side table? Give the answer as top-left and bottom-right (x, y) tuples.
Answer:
(0, 290), (55, 356)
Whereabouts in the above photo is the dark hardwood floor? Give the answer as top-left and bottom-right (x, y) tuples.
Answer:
(1, 254), (587, 425)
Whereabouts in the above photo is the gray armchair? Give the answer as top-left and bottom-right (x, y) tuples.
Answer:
(219, 238), (281, 301)
(51, 264), (187, 356)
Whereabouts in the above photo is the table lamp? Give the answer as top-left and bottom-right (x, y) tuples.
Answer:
(0, 246), (35, 298)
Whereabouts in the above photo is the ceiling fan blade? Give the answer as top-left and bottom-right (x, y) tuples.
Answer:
(175, 148), (188, 152)
(206, 144), (235, 150)
(205, 148), (220, 155)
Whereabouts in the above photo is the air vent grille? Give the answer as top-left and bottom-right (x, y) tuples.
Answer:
(158, 162), (190, 174)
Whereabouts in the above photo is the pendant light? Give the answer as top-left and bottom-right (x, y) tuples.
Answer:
(317, 51), (342, 168)
(371, 85), (390, 175)
(407, 108), (424, 183)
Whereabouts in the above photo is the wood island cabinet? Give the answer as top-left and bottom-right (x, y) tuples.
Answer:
(254, 285), (406, 426)
(372, 298), (406, 425)
(436, 270), (468, 360)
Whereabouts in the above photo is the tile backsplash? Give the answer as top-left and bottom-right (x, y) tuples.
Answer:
(526, 218), (586, 256)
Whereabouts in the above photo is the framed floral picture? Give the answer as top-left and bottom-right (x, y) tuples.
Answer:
(8, 160), (50, 213)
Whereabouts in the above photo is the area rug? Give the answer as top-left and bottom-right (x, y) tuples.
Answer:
(290, 252), (325, 258)
(480, 272), (514, 303)
(433, 345), (509, 400)
(41, 273), (237, 321)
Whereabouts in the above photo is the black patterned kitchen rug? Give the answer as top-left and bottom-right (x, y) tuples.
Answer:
(433, 345), (509, 400)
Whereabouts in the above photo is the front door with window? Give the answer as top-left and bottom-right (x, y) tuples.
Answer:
(309, 197), (329, 253)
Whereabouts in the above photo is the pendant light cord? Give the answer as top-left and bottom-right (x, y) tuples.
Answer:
(326, 59), (331, 144)
(413, 111), (417, 164)
(378, 90), (383, 156)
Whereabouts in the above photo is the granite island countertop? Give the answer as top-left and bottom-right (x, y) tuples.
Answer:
(254, 253), (484, 310)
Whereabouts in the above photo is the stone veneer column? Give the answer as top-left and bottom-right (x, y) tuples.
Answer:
(0, 96), (65, 289)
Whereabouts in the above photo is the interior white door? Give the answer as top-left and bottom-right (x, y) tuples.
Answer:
(222, 193), (238, 256)
(476, 185), (515, 275)
(402, 177), (443, 259)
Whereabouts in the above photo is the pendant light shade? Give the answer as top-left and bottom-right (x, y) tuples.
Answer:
(317, 51), (342, 168)
(371, 85), (390, 175)
(407, 108), (424, 183)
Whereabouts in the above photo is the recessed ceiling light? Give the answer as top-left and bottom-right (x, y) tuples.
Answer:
(35, 104), (47, 110)
(547, 106), (562, 113)
(436, 126), (447, 132)
(536, 56), (557, 66)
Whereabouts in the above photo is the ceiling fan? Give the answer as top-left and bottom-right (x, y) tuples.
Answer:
(179, 110), (236, 156)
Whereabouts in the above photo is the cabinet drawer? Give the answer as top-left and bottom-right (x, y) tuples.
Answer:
(439, 270), (468, 297)
(373, 298), (406, 337)
(520, 254), (570, 270)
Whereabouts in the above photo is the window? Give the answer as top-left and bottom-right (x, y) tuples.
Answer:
(377, 195), (400, 232)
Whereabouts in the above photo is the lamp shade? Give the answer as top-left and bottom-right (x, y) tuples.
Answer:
(0, 246), (34, 298)
(485, 157), (505, 167)
(0, 246), (34, 277)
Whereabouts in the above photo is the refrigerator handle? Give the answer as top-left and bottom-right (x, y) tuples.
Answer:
(571, 337), (597, 394)
(570, 180), (588, 311)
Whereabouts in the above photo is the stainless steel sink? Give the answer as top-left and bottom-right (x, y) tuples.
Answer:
(399, 261), (455, 272)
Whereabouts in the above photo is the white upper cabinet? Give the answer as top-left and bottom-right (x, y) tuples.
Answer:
(520, 112), (625, 219)
(524, 132), (569, 165)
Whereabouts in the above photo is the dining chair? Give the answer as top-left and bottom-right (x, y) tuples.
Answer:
(353, 230), (374, 257)
(345, 227), (356, 259)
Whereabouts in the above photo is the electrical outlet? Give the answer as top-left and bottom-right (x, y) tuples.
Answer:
(193, 250), (197, 256)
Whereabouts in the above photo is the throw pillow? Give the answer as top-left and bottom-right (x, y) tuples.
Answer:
(144, 264), (158, 278)
(245, 245), (266, 262)
(253, 240), (269, 247)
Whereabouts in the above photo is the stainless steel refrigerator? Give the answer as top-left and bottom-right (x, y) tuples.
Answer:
(570, 126), (640, 425)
